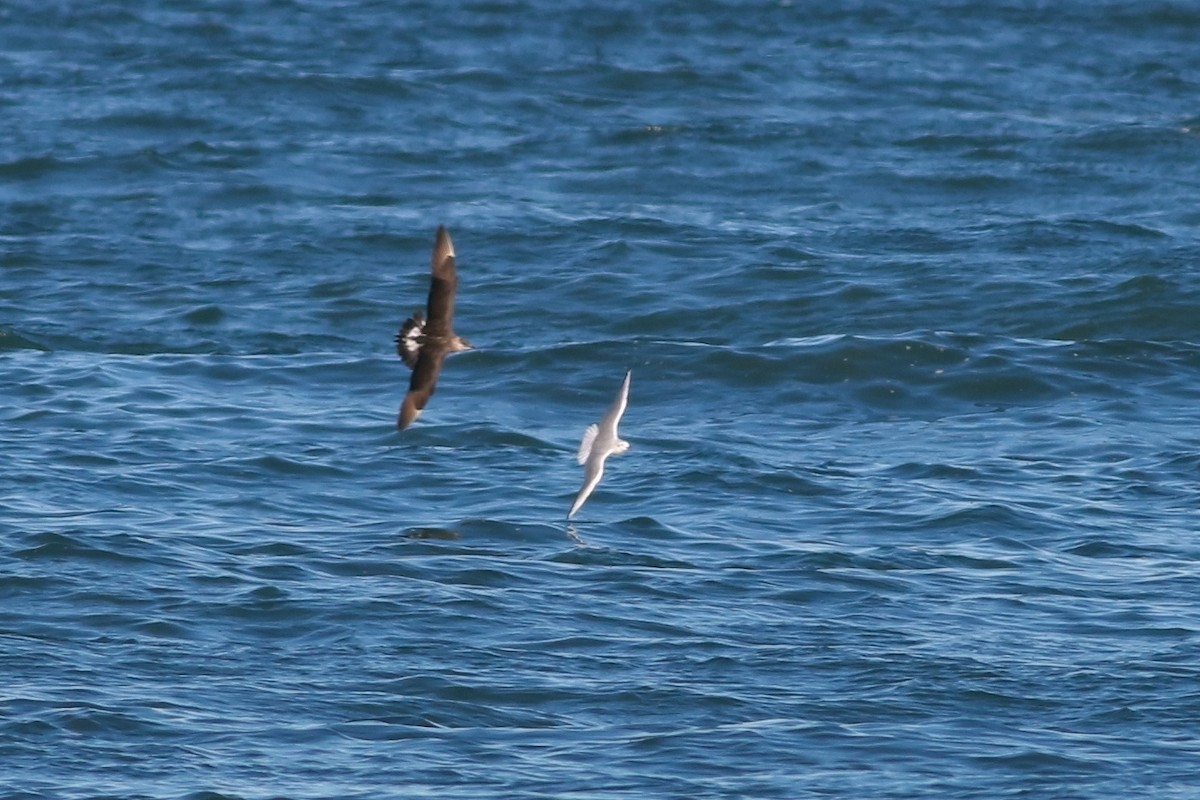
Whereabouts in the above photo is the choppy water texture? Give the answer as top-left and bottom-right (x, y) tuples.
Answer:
(4, 2), (1200, 798)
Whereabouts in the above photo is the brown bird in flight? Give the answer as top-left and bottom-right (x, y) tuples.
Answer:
(395, 226), (472, 430)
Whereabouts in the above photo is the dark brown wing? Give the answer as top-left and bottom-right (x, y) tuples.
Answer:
(398, 344), (448, 430)
(423, 225), (458, 338)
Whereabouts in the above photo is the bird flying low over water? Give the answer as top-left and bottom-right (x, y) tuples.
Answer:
(395, 226), (472, 430)
(569, 370), (632, 519)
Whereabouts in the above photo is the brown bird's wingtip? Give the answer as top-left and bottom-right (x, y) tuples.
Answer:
(434, 225), (455, 258)
(397, 398), (421, 431)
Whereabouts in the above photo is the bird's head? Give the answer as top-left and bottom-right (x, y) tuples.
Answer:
(614, 438), (631, 454)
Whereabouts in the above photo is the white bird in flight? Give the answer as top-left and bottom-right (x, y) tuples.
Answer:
(568, 370), (632, 519)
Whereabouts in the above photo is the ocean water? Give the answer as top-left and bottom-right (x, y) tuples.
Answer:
(3, 1), (1200, 798)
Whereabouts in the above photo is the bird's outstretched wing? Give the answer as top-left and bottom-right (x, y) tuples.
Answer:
(424, 225), (458, 338)
(599, 370), (632, 437)
(569, 454), (607, 519)
(398, 347), (449, 430)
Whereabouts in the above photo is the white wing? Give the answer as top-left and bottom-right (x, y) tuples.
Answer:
(569, 455), (606, 518)
(576, 424), (598, 465)
(600, 371), (631, 436)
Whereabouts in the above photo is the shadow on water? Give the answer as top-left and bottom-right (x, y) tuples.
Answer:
(398, 515), (698, 569)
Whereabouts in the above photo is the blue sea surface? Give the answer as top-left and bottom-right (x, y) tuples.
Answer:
(3, 1), (1200, 798)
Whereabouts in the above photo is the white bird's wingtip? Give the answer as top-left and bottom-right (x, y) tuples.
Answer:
(567, 497), (584, 519)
